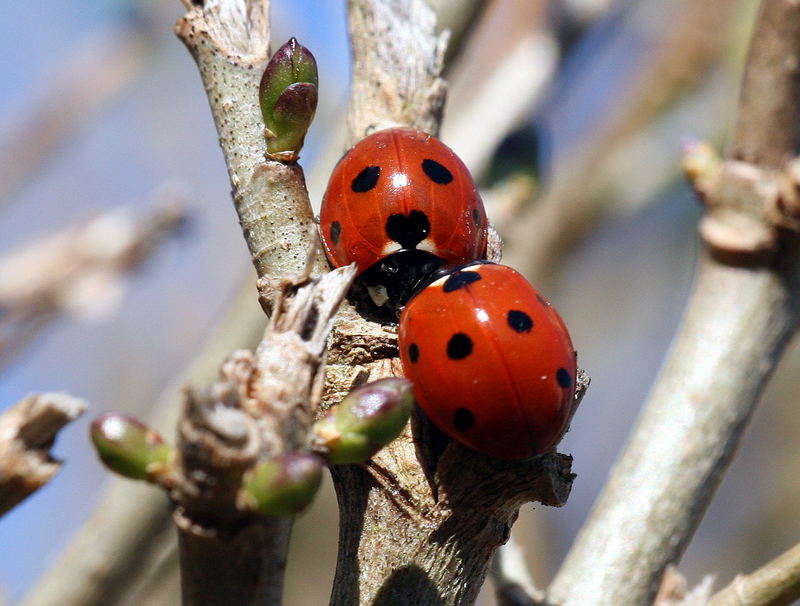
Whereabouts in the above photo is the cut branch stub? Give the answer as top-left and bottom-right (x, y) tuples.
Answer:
(170, 264), (356, 606)
(0, 393), (86, 517)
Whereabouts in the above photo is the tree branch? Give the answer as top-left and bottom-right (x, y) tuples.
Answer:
(0, 393), (86, 516)
(490, 535), (546, 606)
(171, 264), (355, 606)
(0, 193), (186, 370)
(325, 2), (586, 604)
(346, 0), (448, 143)
(708, 542), (800, 606)
(548, 2), (800, 604)
(20, 282), (265, 606)
(174, 0), (327, 280)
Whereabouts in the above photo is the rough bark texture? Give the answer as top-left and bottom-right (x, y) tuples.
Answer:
(346, 0), (448, 145)
(324, 2), (581, 604)
(172, 5), (350, 600)
(330, 444), (573, 606)
(548, 2), (800, 604)
(171, 266), (356, 606)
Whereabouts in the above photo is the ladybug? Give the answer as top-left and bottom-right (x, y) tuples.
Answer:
(319, 127), (488, 310)
(398, 262), (577, 460)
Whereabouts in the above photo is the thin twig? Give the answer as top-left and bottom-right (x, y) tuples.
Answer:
(0, 393), (86, 516)
(174, 0), (327, 281)
(708, 543), (800, 606)
(548, 2), (800, 604)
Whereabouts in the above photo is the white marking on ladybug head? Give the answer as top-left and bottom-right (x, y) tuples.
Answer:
(381, 241), (402, 256)
(415, 238), (438, 255)
(367, 284), (390, 307)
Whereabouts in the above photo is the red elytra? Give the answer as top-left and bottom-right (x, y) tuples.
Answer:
(399, 262), (577, 460)
(319, 127), (488, 308)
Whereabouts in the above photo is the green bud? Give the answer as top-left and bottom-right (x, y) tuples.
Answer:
(259, 37), (318, 161)
(240, 453), (323, 516)
(314, 378), (414, 464)
(90, 412), (172, 481)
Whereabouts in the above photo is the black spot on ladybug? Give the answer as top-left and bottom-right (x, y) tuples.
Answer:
(385, 210), (431, 250)
(557, 367), (572, 388)
(447, 333), (473, 360)
(330, 221), (341, 245)
(443, 271), (481, 293)
(453, 408), (475, 431)
(536, 293), (551, 307)
(472, 208), (481, 227)
(507, 310), (533, 333)
(408, 343), (419, 363)
(422, 159), (453, 184)
(351, 165), (380, 192)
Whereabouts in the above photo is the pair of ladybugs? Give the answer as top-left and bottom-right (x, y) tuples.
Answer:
(320, 127), (577, 460)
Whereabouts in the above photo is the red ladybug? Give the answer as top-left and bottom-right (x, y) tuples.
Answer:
(399, 262), (577, 460)
(320, 127), (488, 309)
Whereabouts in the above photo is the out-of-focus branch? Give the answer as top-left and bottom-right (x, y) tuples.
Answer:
(548, 2), (800, 604)
(0, 192), (187, 370)
(443, 1), (558, 176)
(427, 0), (489, 68)
(0, 23), (150, 205)
(506, 0), (739, 282)
(708, 542), (800, 606)
(490, 535), (546, 606)
(0, 393), (86, 516)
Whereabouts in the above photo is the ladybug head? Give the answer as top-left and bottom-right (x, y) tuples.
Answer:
(359, 249), (446, 313)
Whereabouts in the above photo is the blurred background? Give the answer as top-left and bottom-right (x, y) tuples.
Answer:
(2, 0), (798, 604)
